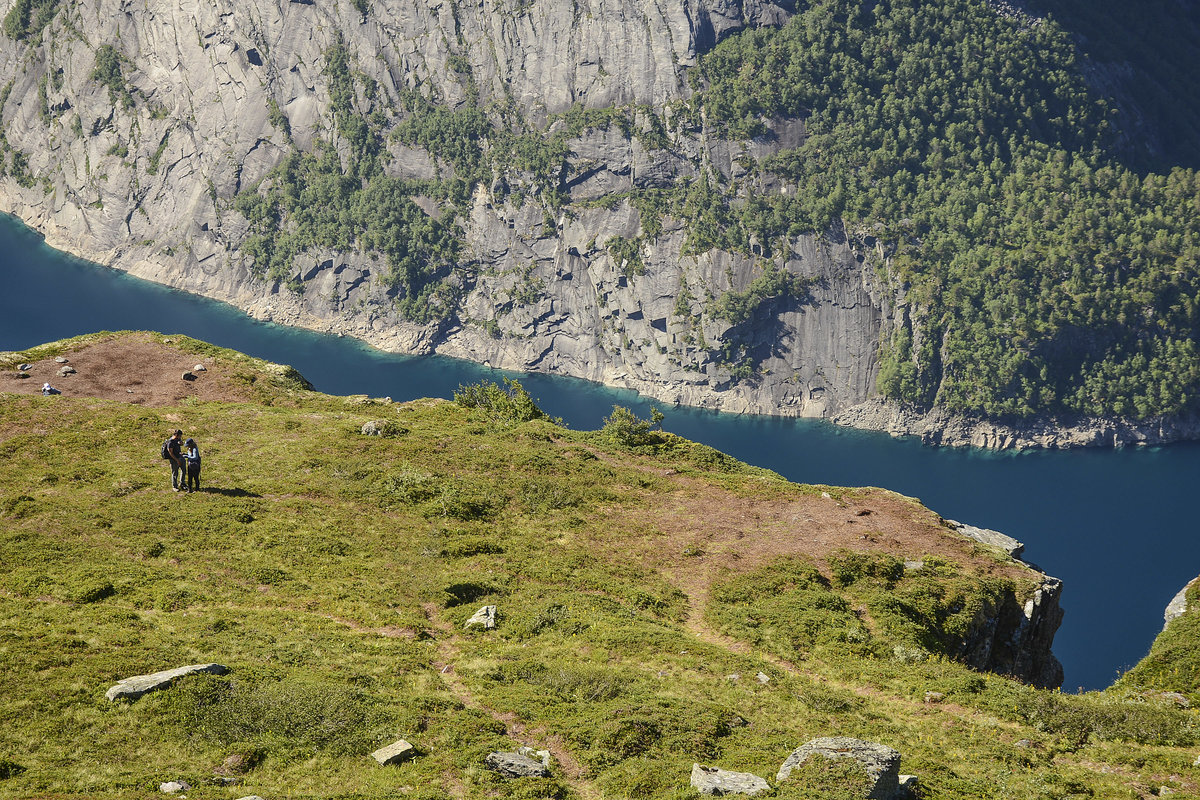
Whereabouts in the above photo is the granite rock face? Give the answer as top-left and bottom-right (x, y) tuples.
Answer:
(0, 0), (888, 428)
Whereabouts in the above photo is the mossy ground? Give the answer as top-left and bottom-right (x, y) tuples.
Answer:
(0, 335), (1197, 799)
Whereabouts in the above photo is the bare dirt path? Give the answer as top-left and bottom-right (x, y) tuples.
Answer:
(420, 603), (600, 800)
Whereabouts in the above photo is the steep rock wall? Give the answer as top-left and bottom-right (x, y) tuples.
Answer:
(0, 0), (889, 421)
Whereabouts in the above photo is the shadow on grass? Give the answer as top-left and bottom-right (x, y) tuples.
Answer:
(200, 487), (262, 498)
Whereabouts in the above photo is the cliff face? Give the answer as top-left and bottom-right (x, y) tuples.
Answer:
(2, 0), (1193, 448)
(0, 0), (893, 421)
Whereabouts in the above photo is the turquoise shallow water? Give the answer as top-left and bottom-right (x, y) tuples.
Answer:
(2, 211), (1198, 690)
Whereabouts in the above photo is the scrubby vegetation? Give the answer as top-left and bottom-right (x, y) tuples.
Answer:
(0, 334), (1198, 798)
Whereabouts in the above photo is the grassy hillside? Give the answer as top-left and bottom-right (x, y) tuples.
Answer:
(1, 334), (1198, 799)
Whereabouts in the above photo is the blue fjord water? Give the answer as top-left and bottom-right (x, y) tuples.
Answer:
(2, 211), (1198, 691)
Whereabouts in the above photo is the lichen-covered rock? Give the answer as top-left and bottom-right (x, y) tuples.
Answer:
(106, 663), (230, 701)
(485, 751), (550, 778)
(776, 737), (901, 800)
(690, 764), (771, 796)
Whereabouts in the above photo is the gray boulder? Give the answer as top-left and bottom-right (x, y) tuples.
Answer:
(58, 366), (76, 376)
(777, 737), (901, 800)
(18, 363), (31, 370)
(465, 605), (497, 630)
(690, 764), (771, 796)
(371, 739), (415, 765)
(485, 751), (550, 778)
(159, 781), (190, 793)
(55, 357), (68, 363)
(106, 663), (230, 701)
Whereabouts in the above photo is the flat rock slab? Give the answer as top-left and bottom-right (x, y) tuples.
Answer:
(691, 764), (771, 796)
(106, 663), (229, 701)
(777, 737), (901, 800)
(485, 751), (550, 778)
(372, 739), (415, 765)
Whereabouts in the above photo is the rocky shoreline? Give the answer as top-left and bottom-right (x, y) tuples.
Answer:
(833, 398), (1200, 450)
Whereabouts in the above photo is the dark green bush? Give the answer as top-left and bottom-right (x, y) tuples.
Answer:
(827, 549), (904, 588)
(601, 406), (665, 447)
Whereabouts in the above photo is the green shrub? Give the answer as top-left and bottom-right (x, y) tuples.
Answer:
(489, 660), (629, 704)
(454, 378), (551, 425)
(593, 757), (691, 799)
(162, 675), (384, 755)
(601, 405), (665, 447)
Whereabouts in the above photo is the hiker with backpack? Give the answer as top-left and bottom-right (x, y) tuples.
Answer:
(161, 429), (185, 492)
(183, 438), (202, 493)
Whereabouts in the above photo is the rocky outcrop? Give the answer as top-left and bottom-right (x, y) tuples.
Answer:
(371, 739), (415, 766)
(1164, 577), (1198, 630)
(464, 605), (497, 630)
(960, 575), (1064, 690)
(935, 520), (1064, 688)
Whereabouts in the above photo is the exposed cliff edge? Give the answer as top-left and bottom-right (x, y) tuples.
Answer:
(945, 519), (1063, 688)
(0, 0), (1197, 449)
